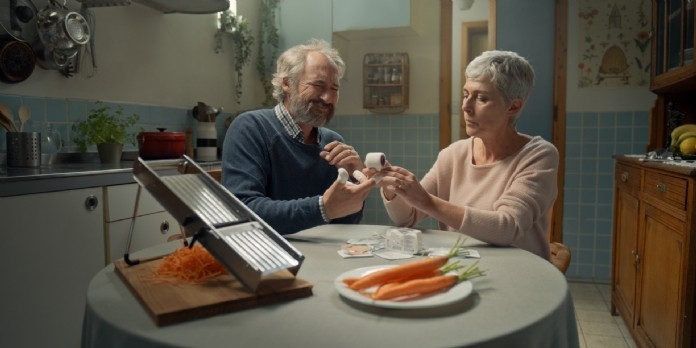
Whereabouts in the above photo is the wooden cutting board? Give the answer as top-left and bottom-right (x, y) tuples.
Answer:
(115, 259), (313, 326)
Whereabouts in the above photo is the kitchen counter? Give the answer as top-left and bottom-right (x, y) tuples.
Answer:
(615, 154), (696, 176)
(0, 152), (222, 197)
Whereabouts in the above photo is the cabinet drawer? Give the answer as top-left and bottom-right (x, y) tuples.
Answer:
(642, 171), (688, 211)
(105, 211), (180, 263)
(615, 163), (641, 192)
(105, 184), (167, 222)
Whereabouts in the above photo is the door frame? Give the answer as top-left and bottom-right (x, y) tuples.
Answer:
(459, 20), (489, 139)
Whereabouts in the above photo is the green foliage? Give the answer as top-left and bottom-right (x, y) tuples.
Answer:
(72, 102), (140, 152)
(215, 11), (254, 105)
(256, 0), (280, 106)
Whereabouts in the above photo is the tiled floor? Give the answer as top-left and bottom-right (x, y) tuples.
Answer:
(569, 281), (637, 348)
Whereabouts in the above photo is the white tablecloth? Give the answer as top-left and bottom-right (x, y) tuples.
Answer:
(82, 224), (580, 348)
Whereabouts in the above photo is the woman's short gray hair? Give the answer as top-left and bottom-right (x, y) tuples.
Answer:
(465, 50), (535, 104)
(271, 38), (346, 103)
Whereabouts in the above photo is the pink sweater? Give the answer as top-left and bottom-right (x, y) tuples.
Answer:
(383, 136), (559, 259)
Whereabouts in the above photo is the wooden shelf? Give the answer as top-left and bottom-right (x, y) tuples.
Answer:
(648, 0), (696, 150)
(363, 52), (409, 114)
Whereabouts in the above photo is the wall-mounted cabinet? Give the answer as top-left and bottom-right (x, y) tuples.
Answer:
(363, 52), (409, 114)
(332, 0), (421, 38)
(651, 0), (695, 94)
(647, 0), (696, 151)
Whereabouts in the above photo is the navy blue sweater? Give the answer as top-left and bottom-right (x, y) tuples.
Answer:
(221, 108), (363, 235)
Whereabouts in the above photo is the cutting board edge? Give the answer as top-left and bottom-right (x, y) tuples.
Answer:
(114, 259), (314, 326)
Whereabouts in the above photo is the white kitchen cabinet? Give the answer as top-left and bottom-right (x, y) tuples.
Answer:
(0, 187), (105, 348)
(332, 0), (423, 39)
(103, 183), (180, 264)
(333, 0), (412, 32)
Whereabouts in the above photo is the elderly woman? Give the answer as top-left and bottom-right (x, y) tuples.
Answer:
(372, 50), (558, 259)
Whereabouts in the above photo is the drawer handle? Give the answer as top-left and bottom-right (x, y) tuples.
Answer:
(85, 195), (99, 211)
(631, 250), (640, 267)
(160, 220), (170, 234)
(621, 172), (629, 182)
(656, 181), (667, 193)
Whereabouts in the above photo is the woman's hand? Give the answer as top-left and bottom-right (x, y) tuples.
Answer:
(366, 164), (430, 207)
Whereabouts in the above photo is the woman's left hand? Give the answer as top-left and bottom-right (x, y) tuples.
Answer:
(373, 165), (431, 207)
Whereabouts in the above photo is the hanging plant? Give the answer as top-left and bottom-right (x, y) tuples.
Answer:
(215, 10), (254, 105)
(256, 0), (280, 106)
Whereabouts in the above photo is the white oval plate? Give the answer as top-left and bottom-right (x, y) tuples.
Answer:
(334, 265), (473, 309)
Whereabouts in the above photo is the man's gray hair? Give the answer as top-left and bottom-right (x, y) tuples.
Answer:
(271, 38), (346, 103)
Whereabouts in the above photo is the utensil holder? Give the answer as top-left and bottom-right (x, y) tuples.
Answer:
(6, 132), (41, 167)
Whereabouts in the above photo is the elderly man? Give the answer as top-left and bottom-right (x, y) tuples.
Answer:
(222, 38), (374, 235)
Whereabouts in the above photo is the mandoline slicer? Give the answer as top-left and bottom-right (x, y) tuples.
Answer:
(131, 155), (305, 292)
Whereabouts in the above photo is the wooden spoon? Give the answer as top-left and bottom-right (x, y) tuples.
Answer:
(0, 108), (17, 132)
(0, 112), (14, 132)
(18, 105), (30, 132)
(0, 102), (18, 132)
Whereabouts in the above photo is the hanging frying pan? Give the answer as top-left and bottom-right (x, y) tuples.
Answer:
(0, 38), (36, 83)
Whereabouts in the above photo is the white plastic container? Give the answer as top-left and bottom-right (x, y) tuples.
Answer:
(384, 227), (423, 254)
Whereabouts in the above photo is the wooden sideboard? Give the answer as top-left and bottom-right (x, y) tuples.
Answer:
(612, 155), (696, 347)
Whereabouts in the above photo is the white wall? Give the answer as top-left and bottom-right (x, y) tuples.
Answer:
(278, 0), (332, 50)
(1, 0), (264, 112)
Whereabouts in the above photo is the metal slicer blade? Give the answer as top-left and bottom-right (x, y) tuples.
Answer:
(131, 156), (305, 292)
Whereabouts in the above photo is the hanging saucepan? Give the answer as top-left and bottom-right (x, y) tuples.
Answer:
(33, 1), (90, 70)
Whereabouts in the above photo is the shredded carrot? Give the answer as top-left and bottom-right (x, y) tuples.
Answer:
(147, 245), (227, 285)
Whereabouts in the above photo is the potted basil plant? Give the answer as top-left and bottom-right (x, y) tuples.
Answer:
(72, 102), (140, 163)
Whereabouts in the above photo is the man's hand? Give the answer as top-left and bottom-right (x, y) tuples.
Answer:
(322, 169), (376, 220)
(320, 141), (364, 174)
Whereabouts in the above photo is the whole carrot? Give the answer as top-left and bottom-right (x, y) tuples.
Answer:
(346, 267), (437, 288)
(350, 237), (466, 291)
(371, 262), (462, 299)
(372, 281), (403, 299)
(373, 274), (459, 300)
(372, 261), (485, 301)
(342, 277), (359, 286)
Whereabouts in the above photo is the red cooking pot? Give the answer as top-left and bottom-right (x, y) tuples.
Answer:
(137, 128), (186, 159)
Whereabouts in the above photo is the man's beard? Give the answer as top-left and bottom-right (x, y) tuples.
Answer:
(288, 92), (334, 128)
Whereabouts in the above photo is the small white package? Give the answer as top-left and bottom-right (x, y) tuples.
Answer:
(384, 227), (423, 254)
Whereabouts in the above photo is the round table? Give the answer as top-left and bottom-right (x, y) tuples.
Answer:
(82, 224), (579, 348)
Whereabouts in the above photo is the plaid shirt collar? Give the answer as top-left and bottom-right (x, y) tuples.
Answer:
(274, 103), (320, 143)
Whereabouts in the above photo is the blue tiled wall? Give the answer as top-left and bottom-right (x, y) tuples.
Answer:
(563, 110), (649, 281)
(330, 113), (440, 229)
(0, 94), (229, 153)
